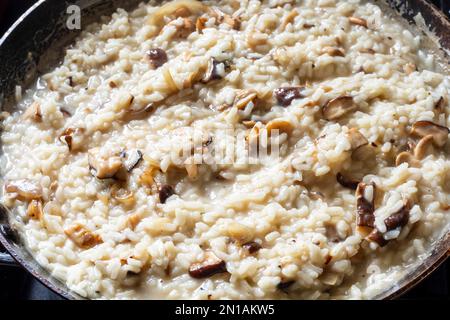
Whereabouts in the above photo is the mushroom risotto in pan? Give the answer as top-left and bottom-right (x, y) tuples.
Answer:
(1, 0), (449, 299)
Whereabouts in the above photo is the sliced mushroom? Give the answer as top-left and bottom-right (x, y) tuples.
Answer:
(189, 251), (227, 278)
(88, 148), (123, 179)
(185, 163), (198, 180)
(398, 140), (416, 153)
(196, 16), (208, 33)
(208, 7), (241, 30)
(222, 14), (241, 30)
(336, 173), (360, 190)
(202, 136), (213, 147)
(349, 17), (368, 28)
(126, 212), (142, 230)
(139, 166), (157, 186)
(64, 223), (103, 249)
(242, 241), (262, 254)
(59, 128), (75, 151)
(111, 185), (136, 208)
(321, 47), (345, 57)
(27, 200), (43, 220)
(22, 102), (42, 122)
(147, 0), (207, 35)
(202, 58), (229, 83)
(159, 184), (175, 204)
(366, 229), (388, 247)
(59, 107), (72, 117)
(146, 48), (168, 69)
(356, 182), (376, 235)
(346, 128), (368, 150)
(242, 120), (256, 128)
(121, 149), (143, 172)
(59, 127), (85, 151)
(4, 179), (43, 201)
(395, 151), (420, 167)
(161, 68), (179, 94)
(322, 96), (357, 121)
(413, 135), (434, 160)
(273, 87), (305, 107)
(384, 200), (411, 231)
(435, 96), (446, 113)
(246, 123), (260, 145)
(266, 118), (294, 136)
(169, 17), (195, 39)
(233, 89), (258, 110)
(410, 121), (449, 147)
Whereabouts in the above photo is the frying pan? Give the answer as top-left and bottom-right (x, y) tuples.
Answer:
(0, 0), (449, 300)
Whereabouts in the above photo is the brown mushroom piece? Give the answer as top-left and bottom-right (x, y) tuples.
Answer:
(384, 200), (411, 231)
(366, 229), (388, 247)
(273, 87), (305, 107)
(22, 102), (42, 122)
(355, 182), (376, 235)
(266, 119), (294, 136)
(413, 135), (434, 160)
(27, 200), (43, 220)
(322, 96), (357, 121)
(222, 14), (241, 30)
(185, 163), (198, 180)
(189, 251), (227, 278)
(435, 96), (446, 113)
(147, 0), (207, 35)
(196, 16), (208, 33)
(208, 7), (241, 30)
(347, 128), (368, 150)
(336, 173), (360, 190)
(398, 139), (416, 153)
(159, 184), (175, 204)
(242, 241), (262, 254)
(233, 89), (258, 110)
(202, 58), (230, 83)
(64, 223), (103, 249)
(121, 149), (143, 172)
(111, 185), (136, 208)
(349, 17), (368, 28)
(169, 17), (195, 39)
(4, 179), (43, 201)
(146, 48), (168, 69)
(321, 47), (345, 57)
(410, 121), (449, 147)
(88, 148), (123, 179)
(395, 151), (420, 167)
(59, 107), (72, 117)
(59, 127), (84, 151)
(59, 128), (75, 151)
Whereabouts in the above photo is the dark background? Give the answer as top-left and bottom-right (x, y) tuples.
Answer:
(0, 0), (448, 300)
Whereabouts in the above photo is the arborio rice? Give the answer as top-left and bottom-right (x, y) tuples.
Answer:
(1, 0), (449, 299)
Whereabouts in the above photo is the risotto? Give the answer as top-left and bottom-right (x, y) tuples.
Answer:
(1, 0), (449, 299)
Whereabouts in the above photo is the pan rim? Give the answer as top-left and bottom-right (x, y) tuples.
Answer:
(0, 0), (449, 300)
